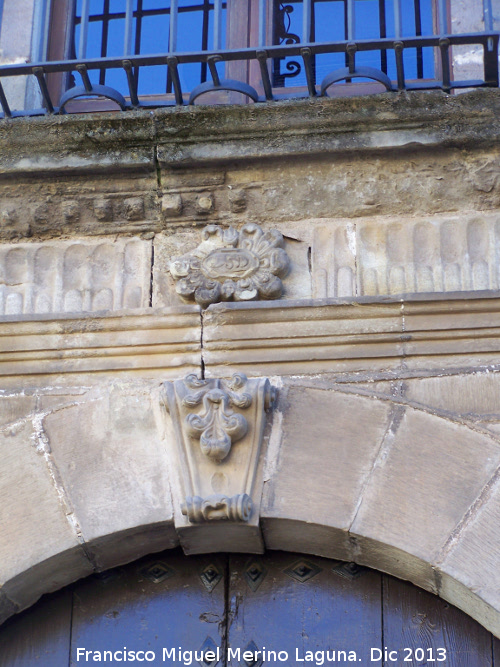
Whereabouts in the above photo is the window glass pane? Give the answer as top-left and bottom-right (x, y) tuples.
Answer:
(137, 65), (168, 94)
(105, 17), (126, 56)
(143, 0), (170, 9)
(177, 5), (204, 51)
(354, 0), (382, 40)
(73, 0), (227, 95)
(75, 17), (103, 57)
(140, 14), (170, 53)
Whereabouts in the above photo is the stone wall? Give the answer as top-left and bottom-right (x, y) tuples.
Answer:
(0, 91), (500, 639)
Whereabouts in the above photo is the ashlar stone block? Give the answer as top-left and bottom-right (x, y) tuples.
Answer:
(42, 382), (179, 568)
(350, 407), (500, 586)
(261, 386), (393, 560)
(438, 475), (500, 637)
(311, 210), (500, 298)
(0, 420), (93, 613)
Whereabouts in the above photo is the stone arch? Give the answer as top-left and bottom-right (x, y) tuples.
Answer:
(0, 376), (499, 639)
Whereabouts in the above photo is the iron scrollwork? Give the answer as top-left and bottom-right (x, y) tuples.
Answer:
(273, 2), (302, 87)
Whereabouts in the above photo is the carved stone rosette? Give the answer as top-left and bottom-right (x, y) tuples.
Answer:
(162, 374), (276, 538)
(169, 223), (290, 308)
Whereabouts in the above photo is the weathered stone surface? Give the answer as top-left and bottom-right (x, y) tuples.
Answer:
(392, 372), (500, 418)
(1, 81), (500, 641)
(0, 420), (93, 606)
(203, 298), (404, 376)
(0, 237), (151, 315)
(155, 91), (500, 172)
(438, 475), (500, 637)
(0, 93), (499, 240)
(86, 524), (179, 572)
(43, 382), (178, 567)
(3, 547), (94, 614)
(153, 227), (309, 307)
(0, 173), (158, 239)
(350, 407), (500, 584)
(162, 374), (275, 553)
(0, 0), (38, 113)
(168, 223), (290, 308)
(161, 194), (183, 219)
(312, 210), (500, 298)
(0, 306), (201, 385)
(0, 590), (18, 625)
(261, 386), (392, 535)
(451, 0), (488, 83)
(203, 293), (500, 378)
(261, 518), (354, 562)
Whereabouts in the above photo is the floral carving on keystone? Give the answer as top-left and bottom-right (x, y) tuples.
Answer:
(162, 373), (276, 530)
(169, 223), (290, 308)
(182, 373), (252, 462)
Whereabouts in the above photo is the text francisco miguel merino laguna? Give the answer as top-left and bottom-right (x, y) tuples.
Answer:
(76, 646), (391, 664)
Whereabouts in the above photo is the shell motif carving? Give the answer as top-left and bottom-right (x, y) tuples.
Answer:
(169, 223), (290, 308)
(181, 373), (252, 462)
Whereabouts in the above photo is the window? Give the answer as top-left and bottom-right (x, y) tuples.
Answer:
(0, 0), (495, 117)
(73, 0), (229, 96)
(62, 0), (437, 97)
(272, 0), (436, 89)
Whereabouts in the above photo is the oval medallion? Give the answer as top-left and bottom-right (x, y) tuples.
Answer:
(201, 248), (259, 281)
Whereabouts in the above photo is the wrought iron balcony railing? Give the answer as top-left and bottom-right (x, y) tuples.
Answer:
(0, 0), (498, 119)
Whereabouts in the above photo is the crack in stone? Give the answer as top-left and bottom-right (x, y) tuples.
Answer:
(30, 411), (98, 571)
(200, 308), (205, 379)
(348, 403), (406, 532)
(435, 466), (500, 567)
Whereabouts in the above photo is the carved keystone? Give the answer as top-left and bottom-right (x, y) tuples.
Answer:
(169, 223), (290, 308)
(182, 373), (252, 462)
(162, 374), (276, 538)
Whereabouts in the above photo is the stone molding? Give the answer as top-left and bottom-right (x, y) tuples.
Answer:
(203, 291), (500, 377)
(1, 92), (499, 173)
(4, 292), (500, 382)
(162, 373), (276, 553)
(0, 238), (152, 315)
(0, 306), (201, 383)
(311, 211), (500, 299)
(0, 93), (499, 240)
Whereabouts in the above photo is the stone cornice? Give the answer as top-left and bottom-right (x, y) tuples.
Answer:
(0, 90), (499, 175)
(203, 291), (500, 377)
(0, 306), (200, 384)
(3, 292), (500, 382)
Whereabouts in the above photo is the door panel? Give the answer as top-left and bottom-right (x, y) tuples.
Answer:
(0, 549), (497, 667)
(227, 552), (383, 662)
(70, 552), (226, 666)
(382, 573), (493, 666)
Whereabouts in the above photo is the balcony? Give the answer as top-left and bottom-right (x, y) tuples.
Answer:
(0, 0), (498, 118)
